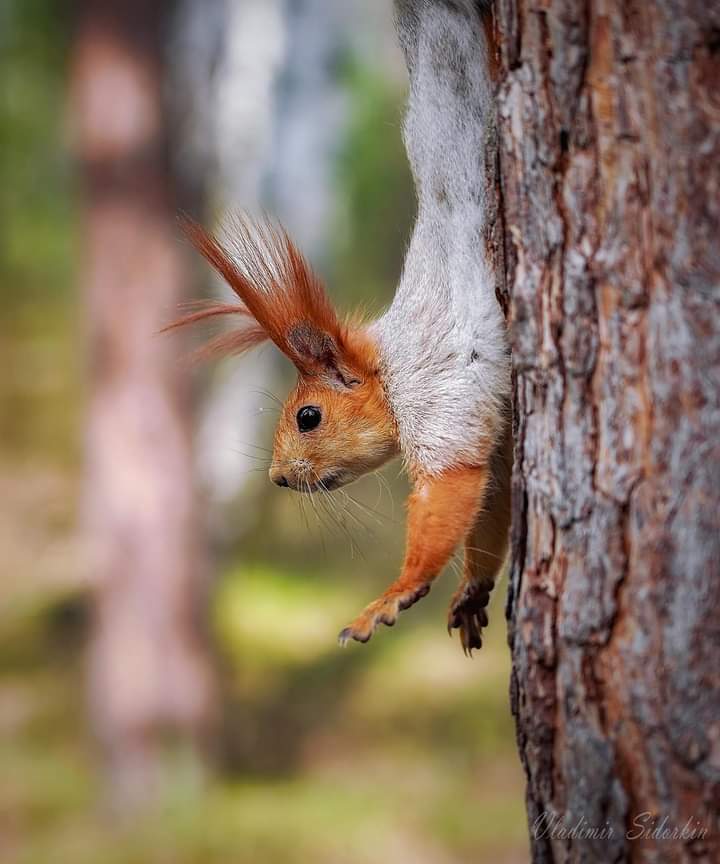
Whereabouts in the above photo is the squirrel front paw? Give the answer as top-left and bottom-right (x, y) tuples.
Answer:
(338, 583), (431, 646)
(447, 580), (492, 656)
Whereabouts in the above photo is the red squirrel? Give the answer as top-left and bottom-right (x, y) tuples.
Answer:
(166, 0), (511, 654)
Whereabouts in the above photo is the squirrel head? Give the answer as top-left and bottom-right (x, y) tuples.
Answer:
(164, 216), (398, 492)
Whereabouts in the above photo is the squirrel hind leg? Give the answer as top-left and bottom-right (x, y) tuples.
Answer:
(448, 429), (512, 655)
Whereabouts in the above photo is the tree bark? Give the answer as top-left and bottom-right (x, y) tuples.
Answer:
(496, 1), (720, 861)
(71, 0), (214, 810)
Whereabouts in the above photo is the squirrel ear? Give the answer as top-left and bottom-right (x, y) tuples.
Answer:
(287, 322), (362, 389)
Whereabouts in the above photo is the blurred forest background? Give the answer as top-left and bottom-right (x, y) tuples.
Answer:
(0, 1), (527, 862)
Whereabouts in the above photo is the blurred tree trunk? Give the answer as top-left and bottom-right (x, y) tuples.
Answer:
(170, 0), (285, 542)
(70, 0), (214, 810)
(496, 1), (720, 861)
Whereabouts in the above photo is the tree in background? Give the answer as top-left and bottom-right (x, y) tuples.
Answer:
(70, 0), (214, 810)
(497, 0), (720, 860)
(170, 0), (286, 540)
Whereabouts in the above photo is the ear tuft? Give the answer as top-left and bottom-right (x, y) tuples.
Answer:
(289, 323), (365, 388)
(287, 322), (336, 366)
(164, 213), (372, 380)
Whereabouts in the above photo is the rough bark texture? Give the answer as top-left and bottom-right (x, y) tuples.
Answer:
(71, 0), (214, 809)
(496, 1), (720, 861)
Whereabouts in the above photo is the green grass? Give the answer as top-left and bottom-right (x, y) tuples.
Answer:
(0, 562), (528, 864)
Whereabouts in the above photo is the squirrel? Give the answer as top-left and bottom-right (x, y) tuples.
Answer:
(165, 0), (511, 655)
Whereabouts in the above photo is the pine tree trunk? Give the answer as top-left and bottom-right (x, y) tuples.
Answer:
(71, 0), (214, 810)
(496, 1), (720, 861)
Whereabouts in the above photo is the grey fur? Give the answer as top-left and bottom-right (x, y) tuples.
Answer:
(372, 0), (510, 474)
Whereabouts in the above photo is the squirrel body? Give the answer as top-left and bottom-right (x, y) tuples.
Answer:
(167, 0), (511, 653)
(373, 0), (508, 474)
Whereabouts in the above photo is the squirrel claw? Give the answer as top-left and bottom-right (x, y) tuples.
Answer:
(338, 626), (369, 646)
(338, 584), (431, 647)
(448, 581), (492, 657)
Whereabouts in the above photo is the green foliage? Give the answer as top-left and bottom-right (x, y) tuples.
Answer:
(330, 61), (415, 311)
(0, 0), (79, 464)
(0, 0), (75, 301)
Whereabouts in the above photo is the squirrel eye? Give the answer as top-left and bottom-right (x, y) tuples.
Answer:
(297, 405), (322, 433)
